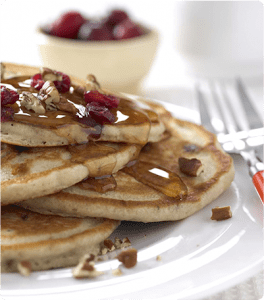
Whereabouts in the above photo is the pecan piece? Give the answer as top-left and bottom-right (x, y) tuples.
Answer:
(72, 253), (103, 279)
(56, 96), (78, 114)
(117, 248), (137, 269)
(41, 67), (63, 81)
(114, 237), (131, 249)
(85, 74), (102, 92)
(20, 92), (45, 114)
(39, 80), (60, 111)
(211, 206), (232, 221)
(17, 261), (32, 276)
(178, 157), (204, 177)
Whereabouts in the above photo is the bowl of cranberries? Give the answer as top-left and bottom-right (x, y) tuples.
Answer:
(37, 9), (159, 93)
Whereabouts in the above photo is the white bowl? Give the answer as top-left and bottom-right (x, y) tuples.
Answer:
(36, 27), (159, 93)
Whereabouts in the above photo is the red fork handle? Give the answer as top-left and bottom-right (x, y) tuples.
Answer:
(252, 170), (264, 203)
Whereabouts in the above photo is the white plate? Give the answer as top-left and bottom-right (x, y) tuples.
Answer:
(2, 102), (263, 300)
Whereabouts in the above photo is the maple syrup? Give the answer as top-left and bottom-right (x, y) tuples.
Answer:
(2, 76), (151, 135)
(123, 160), (188, 199)
(76, 175), (117, 193)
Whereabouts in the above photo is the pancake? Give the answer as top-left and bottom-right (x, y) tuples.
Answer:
(1, 141), (141, 205)
(1, 205), (120, 272)
(1, 62), (165, 147)
(21, 117), (235, 222)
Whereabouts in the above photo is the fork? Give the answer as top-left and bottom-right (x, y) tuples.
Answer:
(196, 78), (264, 203)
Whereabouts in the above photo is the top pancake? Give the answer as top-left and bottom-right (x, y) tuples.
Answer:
(1, 63), (165, 147)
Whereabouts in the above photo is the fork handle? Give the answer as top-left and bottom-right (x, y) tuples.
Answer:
(252, 171), (264, 203)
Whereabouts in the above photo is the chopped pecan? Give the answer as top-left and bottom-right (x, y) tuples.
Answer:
(156, 255), (162, 261)
(1, 62), (6, 79)
(104, 239), (115, 251)
(117, 248), (137, 269)
(20, 92), (45, 114)
(112, 268), (123, 276)
(114, 237), (131, 249)
(101, 238), (116, 255)
(56, 96), (78, 114)
(178, 157), (204, 177)
(85, 74), (102, 92)
(41, 67), (62, 81)
(39, 80), (60, 111)
(72, 253), (103, 279)
(17, 261), (32, 276)
(114, 237), (122, 249)
(211, 206), (232, 221)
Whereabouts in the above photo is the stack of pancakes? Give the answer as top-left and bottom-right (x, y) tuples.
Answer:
(1, 63), (235, 273)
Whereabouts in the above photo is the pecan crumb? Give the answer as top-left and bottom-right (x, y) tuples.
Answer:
(121, 237), (131, 249)
(114, 237), (122, 249)
(112, 268), (123, 276)
(114, 237), (131, 249)
(17, 261), (32, 276)
(117, 248), (137, 269)
(211, 206), (232, 221)
(156, 255), (162, 261)
(104, 239), (115, 251)
(72, 254), (103, 279)
(178, 157), (204, 177)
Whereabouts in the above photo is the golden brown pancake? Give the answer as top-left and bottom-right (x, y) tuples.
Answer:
(1, 63), (165, 147)
(1, 141), (141, 205)
(21, 117), (235, 222)
(1, 205), (120, 272)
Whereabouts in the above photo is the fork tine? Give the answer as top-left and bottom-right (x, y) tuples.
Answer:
(212, 81), (239, 135)
(236, 78), (263, 129)
(196, 83), (215, 134)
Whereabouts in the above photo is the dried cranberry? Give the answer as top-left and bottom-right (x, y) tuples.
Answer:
(87, 102), (115, 124)
(30, 73), (45, 90)
(1, 86), (19, 106)
(105, 10), (129, 28)
(30, 71), (70, 93)
(78, 21), (114, 41)
(50, 11), (86, 39)
(1, 106), (14, 122)
(53, 72), (71, 93)
(113, 19), (144, 40)
(84, 91), (119, 109)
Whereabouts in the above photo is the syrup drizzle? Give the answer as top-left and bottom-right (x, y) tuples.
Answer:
(76, 175), (117, 193)
(123, 160), (188, 199)
(2, 76), (151, 130)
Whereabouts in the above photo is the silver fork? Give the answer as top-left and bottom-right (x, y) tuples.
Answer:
(196, 78), (264, 203)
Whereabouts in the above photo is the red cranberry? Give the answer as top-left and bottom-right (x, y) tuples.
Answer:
(105, 10), (129, 28)
(50, 11), (86, 39)
(53, 71), (71, 93)
(113, 19), (144, 40)
(30, 71), (71, 93)
(1, 106), (14, 122)
(1, 86), (19, 106)
(87, 102), (115, 124)
(78, 21), (113, 41)
(84, 91), (119, 109)
(30, 73), (45, 90)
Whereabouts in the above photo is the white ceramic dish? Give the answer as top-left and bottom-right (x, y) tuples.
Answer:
(2, 102), (263, 300)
